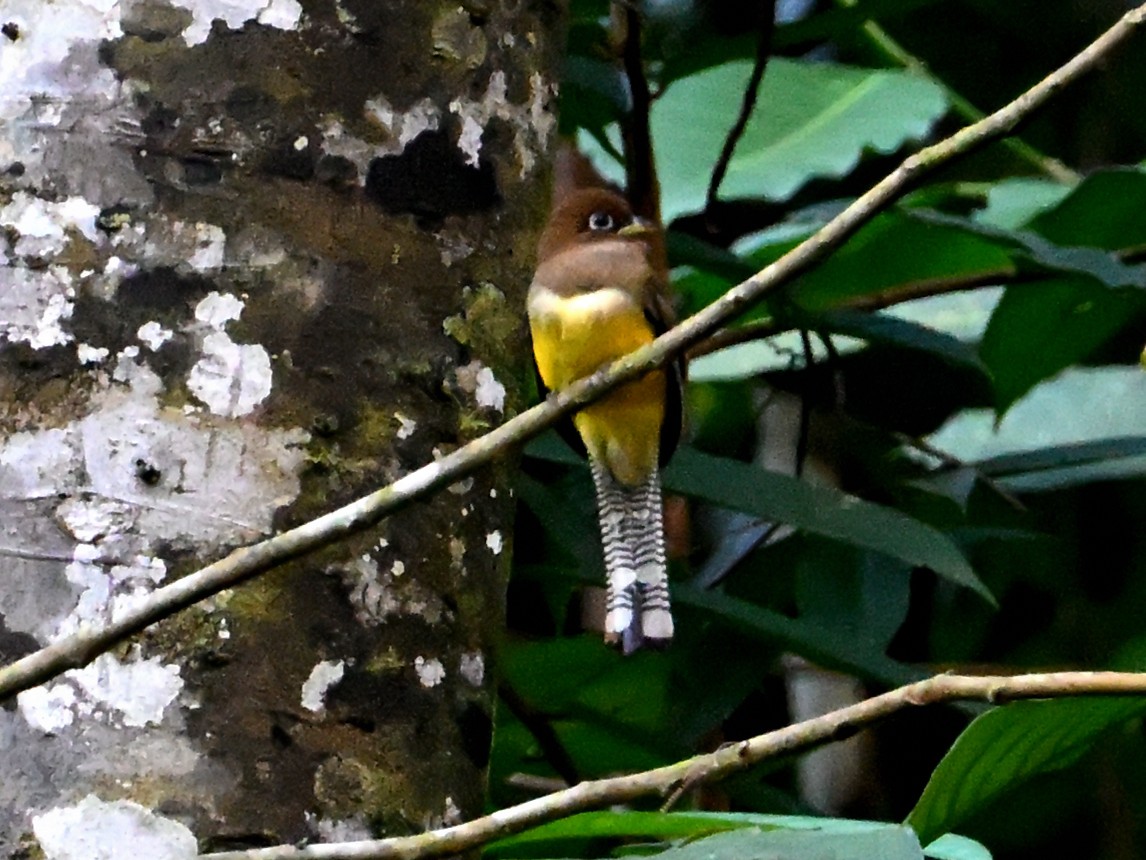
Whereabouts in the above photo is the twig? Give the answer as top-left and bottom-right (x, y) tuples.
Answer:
(794, 329), (814, 478)
(895, 432), (1028, 512)
(498, 683), (581, 788)
(198, 670), (1146, 859)
(705, 1), (777, 225)
(504, 774), (569, 795)
(616, 3), (661, 228)
(688, 267), (1018, 359)
(2, 2), (1143, 704)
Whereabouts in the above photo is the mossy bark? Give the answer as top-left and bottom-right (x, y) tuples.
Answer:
(0, 0), (561, 851)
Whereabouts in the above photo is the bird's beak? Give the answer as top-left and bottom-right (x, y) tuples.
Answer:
(617, 217), (657, 238)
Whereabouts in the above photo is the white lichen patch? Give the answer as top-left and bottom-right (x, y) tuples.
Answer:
(137, 321), (174, 351)
(318, 97), (443, 184)
(448, 536), (465, 572)
(13, 542), (183, 732)
(366, 95), (442, 149)
(33, 795), (197, 860)
(0, 266), (75, 349)
(435, 229), (474, 267)
(174, 0), (303, 46)
(19, 647), (183, 733)
(475, 366), (506, 411)
(395, 413), (417, 440)
(187, 223), (227, 272)
(300, 659), (346, 713)
(185, 292), (274, 416)
(18, 683), (79, 734)
(414, 656), (446, 688)
(0, 350), (309, 673)
(486, 530), (503, 556)
(77, 343), (110, 365)
(345, 553), (446, 627)
(448, 70), (557, 176)
(311, 814), (373, 844)
(124, 219), (228, 275)
(71, 651), (184, 728)
(194, 291), (245, 329)
(454, 360), (505, 412)
(0, 1), (123, 125)
(0, 192), (101, 258)
(187, 331), (273, 417)
(316, 121), (375, 182)
(459, 651), (485, 687)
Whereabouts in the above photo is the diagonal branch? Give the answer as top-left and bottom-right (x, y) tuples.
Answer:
(1, 2), (1144, 704)
(198, 670), (1146, 859)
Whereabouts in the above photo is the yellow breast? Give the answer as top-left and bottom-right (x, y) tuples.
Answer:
(528, 286), (665, 486)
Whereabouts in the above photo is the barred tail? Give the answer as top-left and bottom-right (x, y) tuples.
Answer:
(589, 460), (673, 653)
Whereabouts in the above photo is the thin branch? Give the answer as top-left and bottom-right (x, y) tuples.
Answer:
(794, 329), (814, 479)
(689, 266), (1018, 359)
(198, 670), (1146, 860)
(616, 3), (661, 228)
(895, 432), (1028, 513)
(2, 2), (1144, 704)
(705, 1), (777, 224)
(498, 683), (580, 787)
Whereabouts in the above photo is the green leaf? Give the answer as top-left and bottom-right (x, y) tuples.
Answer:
(1028, 168), (1146, 250)
(766, 210), (1013, 312)
(648, 825), (924, 860)
(665, 449), (993, 604)
(908, 209), (1146, 289)
(666, 231), (758, 282)
(929, 368), (1146, 466)
(977, 436), (1146, 492)
(980, 277), (1145, 412)
(489, 812), (968, 860)
(976, 178), (1073, 230)
(793, 539), (913, 653)
(812, 309), (990, 375)
(906, 695), (1146, 845)
(650, 60), (947, 219)
(675, 585), (920, 688)
(487, 811), (746, 855)
(923, 833), (994, 860)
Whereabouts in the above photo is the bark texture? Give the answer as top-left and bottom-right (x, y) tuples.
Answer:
(0, 0), (560, 853)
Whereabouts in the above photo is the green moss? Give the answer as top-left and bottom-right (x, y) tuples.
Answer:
(354, 403), (401, 450)
(12, 831), (45, 860)
(364, 646), (407, 675)
(431, 6), (487, 68)
(315, 754), (422, 836)
(223, 572), (291, 626)
(442, 283), (521, 369)
(457, 410), (491, 435)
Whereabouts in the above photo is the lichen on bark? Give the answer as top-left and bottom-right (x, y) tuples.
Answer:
(1, 0), (562, 852)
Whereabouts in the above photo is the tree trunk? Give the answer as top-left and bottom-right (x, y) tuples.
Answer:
(0, 0), (560, 852)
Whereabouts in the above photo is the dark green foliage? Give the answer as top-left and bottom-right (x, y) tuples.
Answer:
(503, 3), (1146, 860)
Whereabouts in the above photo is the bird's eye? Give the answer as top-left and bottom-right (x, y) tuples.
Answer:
(587, 211), (615, 232)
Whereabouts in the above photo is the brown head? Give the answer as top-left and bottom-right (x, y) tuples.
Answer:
(536, 187), (658, 265)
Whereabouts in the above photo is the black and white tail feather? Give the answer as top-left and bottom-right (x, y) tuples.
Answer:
(590, 460), (673, 654)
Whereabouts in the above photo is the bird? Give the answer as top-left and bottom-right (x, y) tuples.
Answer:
(527, 181), (684, 653)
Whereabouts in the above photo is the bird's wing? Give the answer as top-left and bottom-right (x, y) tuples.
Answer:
(643, 287), (686, 466)
(529, 330), (590, 459)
